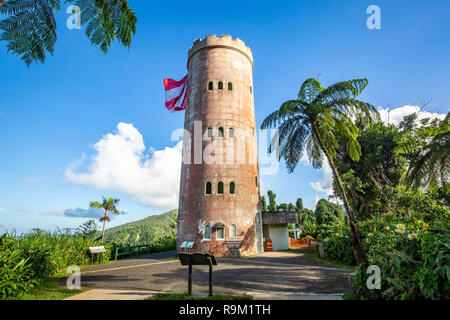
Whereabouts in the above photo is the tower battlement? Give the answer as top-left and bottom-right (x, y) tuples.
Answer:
(187, 34), (253, 68)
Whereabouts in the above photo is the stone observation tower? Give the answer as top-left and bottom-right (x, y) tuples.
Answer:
(177, 35), (263, 256)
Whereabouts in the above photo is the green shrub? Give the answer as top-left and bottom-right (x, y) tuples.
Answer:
(317, 222), (356, 265)
(149, 236), (176, 253)
(351, 216), (449, 300)
(317, 207), (449, 300)
(0, 230), (116, 299)
(0, 235), (36, 299)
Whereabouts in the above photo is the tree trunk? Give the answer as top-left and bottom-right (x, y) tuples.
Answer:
(101, 210), (108, 243)
(312, 123), (368, 267)
(0, 0), (4, 11)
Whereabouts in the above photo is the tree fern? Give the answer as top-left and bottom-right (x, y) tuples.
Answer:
(261, 77), (379, 265)
(405, 113), (450, 188)
(0, 0), (137, 65)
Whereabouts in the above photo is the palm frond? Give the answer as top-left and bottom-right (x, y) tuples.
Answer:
(406, 128), (450, 188)
(306, 134), (323, 169)
(314, 79), (370, 107)
(278, 118), (310, 172)
(298, 78), (323, 103)
(75, 0), (137, 54)
(261, 100), (303, 129)
(0, 0), (58, 66)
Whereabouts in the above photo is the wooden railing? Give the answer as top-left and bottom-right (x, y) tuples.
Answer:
(289, 237), (315, 248)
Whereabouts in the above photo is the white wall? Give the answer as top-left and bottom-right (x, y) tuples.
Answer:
(268, 224), (289, 251)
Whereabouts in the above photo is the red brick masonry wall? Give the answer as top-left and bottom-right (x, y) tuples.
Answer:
(177, 35), (261, 256)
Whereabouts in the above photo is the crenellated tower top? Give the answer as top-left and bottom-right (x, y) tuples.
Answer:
(187, 34), (253, 69)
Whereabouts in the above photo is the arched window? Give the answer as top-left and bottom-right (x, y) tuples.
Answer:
(229, 128), (234, 138)
(207, 127), (213, 138)
(230, 182), (235, 194)
(204, 225), (211, 240)
(255, 176), (258, 187)
(229, 224), (237, 237)
(205, 182), (212, 194)
(218, 181), (224, 194)
(218, 81), (223, 90)
(228, 82), (233, 91)
(218, 127), (224, 137)
(208, 81), (213, 90)
(252, 127), (255, 136)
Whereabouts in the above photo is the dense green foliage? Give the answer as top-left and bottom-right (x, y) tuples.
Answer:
(261, 77), (379, 265)
(334, 122), (407, 218)
(267, 190), (277, 211)
(0, 229), (112, 299)
(103, 209), (178, 249)
(352, 212), (449, 299)
(308, 115), (450, 300)
(1, 209), (178, 299)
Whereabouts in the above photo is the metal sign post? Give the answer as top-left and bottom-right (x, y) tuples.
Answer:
(178, 252), (218, 296)
(89, 246), (106, 265)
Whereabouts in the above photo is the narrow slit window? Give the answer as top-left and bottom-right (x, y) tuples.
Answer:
(250, 86), (253, 94)
(255, 176), (258, 187)
(216, 226), (224, 240)
(230, 224), (237, 237)
(218, 181), (224, 194)
(228, 82), (233, 91)
(205, 182), (212, 194)
(208, 81), (213, 90)
(204, 225), (211, 240)
(218, 127), (224, 137)
(229, 128), (234, 138)
(207, 127), (213, 138)
(218, 81), (223, 90)
(230, 182), (235, 194)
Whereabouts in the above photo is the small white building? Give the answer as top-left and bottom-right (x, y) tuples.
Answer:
(262, 211), (299, 251)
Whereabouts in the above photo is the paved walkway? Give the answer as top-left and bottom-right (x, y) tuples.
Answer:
(64, 289), (155, 300)
(63, 249), (351, 300)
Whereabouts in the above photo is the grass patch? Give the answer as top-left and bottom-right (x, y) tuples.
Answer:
(7, 278), (84, 300)
(147, 293), (253, 300)
(342, 290), (361, 300)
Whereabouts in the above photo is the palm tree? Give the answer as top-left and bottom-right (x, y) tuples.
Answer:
(405, 113), (449, 189)
(261, 78), (379, 265)
(0, 0), (137, 66)
(89, 196), (120, 242)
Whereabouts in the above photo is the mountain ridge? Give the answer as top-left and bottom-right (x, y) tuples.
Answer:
(103, 209), (178, 245)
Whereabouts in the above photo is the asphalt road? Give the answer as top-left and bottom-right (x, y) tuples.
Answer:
(60, 249), (351, 296)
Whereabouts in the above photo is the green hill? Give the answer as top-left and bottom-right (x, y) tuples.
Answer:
(103, 209), (178, 246)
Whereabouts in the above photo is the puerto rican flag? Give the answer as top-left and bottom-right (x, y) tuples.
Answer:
(163, 75), (187, 111)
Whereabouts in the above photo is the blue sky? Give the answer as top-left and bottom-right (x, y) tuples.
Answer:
(0, 0), (449, 233)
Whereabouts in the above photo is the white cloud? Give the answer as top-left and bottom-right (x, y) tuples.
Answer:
(259, 179), (270, 196)
(310, 162), (334, 196)
(0, 207), (3, 215)
(25, 177), (38, 183)
(65, 123), (183, 208)
(378, 105), (445, 126)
